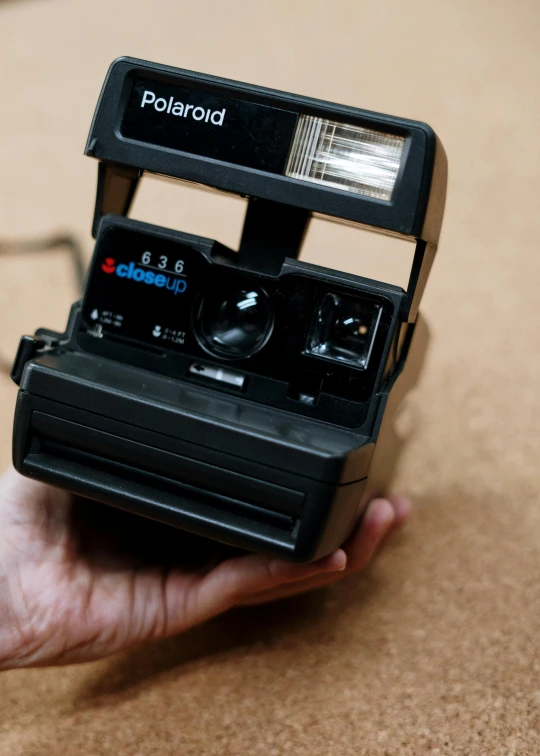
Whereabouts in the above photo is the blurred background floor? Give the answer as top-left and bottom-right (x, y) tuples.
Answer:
(1, 0), (539, 753)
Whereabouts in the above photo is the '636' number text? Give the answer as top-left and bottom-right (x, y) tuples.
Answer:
(141, 251), (185, 274)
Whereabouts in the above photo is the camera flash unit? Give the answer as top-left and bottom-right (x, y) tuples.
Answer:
(286, 116), (405, 200)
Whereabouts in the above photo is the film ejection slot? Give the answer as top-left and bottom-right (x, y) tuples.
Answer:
(188, 362), (246, 389)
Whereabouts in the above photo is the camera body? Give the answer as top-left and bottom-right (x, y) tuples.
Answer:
(11, 58), (446, 562)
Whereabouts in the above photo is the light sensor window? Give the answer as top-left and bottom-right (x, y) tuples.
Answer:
(285, 116), (405, 201)
(305, 293), (382, 369)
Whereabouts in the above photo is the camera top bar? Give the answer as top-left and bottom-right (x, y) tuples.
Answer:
(85, 57), (447, 320)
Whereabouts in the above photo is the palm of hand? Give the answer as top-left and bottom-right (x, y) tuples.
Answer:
(0, 467), (407, 669)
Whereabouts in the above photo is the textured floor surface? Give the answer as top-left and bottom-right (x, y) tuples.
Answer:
(0, 0), (539, 753)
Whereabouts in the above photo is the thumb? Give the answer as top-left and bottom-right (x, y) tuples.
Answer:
(166, 548), (347, 631)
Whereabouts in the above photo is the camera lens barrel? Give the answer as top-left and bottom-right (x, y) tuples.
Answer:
(194, 284), (274, 361)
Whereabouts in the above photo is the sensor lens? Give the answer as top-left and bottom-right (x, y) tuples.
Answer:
(195, 285), (273, 360)
(306, 293), (382, 369)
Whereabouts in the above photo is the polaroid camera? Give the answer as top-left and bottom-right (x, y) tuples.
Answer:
(11, 58), (447, 562)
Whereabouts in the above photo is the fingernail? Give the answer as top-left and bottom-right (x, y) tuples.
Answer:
(389, 495), (412, 522)
(318, 548), (347, 572)
(365, 498), (395, 529)
(331, 549), (347, 571)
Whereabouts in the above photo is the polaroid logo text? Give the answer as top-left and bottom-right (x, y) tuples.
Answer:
(102, 259), (187, 295)
(141, 90), (226, 126)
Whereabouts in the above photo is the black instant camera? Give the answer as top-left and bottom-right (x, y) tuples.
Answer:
(11, 58), (446, 562)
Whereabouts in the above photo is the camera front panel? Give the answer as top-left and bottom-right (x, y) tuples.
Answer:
(79, 219), (402, 429)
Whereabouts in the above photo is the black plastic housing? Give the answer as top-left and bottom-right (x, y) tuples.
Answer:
(11, 58), (445, 562)
(12, 311), (428, 561)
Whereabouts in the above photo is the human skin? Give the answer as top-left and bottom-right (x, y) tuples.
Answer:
(0, 466), (410, 669)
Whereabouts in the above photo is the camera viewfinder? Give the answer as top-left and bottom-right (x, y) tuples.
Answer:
(306, 292), (382, 370)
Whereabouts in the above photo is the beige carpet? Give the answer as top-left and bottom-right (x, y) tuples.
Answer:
(1, 0), (539, 753)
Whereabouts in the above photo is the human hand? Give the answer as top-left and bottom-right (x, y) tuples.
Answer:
(0, 467), (410, 669)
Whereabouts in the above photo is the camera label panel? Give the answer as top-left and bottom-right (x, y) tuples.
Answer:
(121, 76), (299, 174)
(82, 226), (202, 350)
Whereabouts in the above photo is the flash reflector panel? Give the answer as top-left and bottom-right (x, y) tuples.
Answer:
(286, 116), (405, 201)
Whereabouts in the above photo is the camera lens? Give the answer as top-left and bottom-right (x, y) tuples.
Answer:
(195, 285), (274, 360)
(306, 292), (382, 369)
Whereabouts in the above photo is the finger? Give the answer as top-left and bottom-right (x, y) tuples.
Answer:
(386, 494), (412, 532)
(239, 497), (396, 605)
(342, 497), (395, 572)
(167, 547), (347, 630)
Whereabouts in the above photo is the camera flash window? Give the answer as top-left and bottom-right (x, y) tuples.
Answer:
(285, 116), (405, 201)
